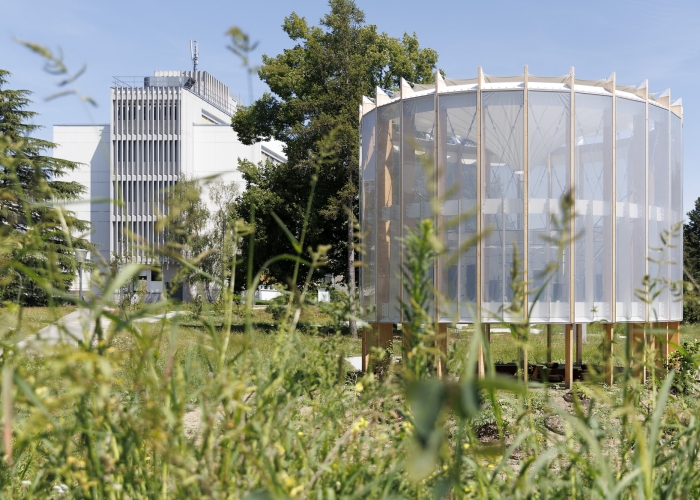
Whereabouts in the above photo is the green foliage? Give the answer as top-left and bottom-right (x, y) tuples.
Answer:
(0, 70), (90, 305)
(667, 339), (700, 394)
(231, 0), (440, 287)
(684, 197), (700, 323)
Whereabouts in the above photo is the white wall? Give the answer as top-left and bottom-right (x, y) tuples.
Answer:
(53, 125), (110, 252)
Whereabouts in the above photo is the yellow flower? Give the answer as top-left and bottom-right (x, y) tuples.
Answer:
(488, 464), (495, 470)
(351, 417), (368, 433)
(290, 484), (304, 497)
(355, 382), (364, 393)
(283, 475), (296, 488)
(462, 443), (470, 451)
(297, 431), (304, 437)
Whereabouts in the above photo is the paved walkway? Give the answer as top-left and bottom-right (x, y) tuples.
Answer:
(18, 308), (111, 350)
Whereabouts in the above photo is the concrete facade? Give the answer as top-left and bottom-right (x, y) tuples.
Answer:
(54, 70), (284, 299)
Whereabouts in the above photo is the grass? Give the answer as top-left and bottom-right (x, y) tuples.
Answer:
(19, 305), (698, 375)
(9, 305), (76, 337)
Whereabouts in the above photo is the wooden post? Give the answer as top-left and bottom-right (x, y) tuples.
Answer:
(575, 323), (583, 366)
(362, 322), (378, 372)
(659, 322), (670, 369)
(546, 324), (552, 364)
(477, 324), (486, 379)
(669, 321), (680, 355)
(436, 323), (448, 378)
(631, 323), (646, 383)
(604, 323), (614, 385)
(565, 323), (574, 389)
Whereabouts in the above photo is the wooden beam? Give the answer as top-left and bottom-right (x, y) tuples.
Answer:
(604, 323), (614, 385)
(476, 67), (483, 324)
(610, 73), (617, 322)
(565, 323), (574, 389)
(523, 65), (529, 321)
(643, 81), (649, 323)
(569, 68), (576, 325)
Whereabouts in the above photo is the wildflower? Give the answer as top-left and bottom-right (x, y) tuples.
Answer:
(351, 417), (368, 433)
(354, 382), (364, 393)
(21, 480), (31, 487)
(442, 465), (449, 471)
(462, 442), (470, 451)
(283, 474), (295, 488)
(488, 464), (495, 470)
(335, 481), (341, 490)
(290, 484), (304, 497)
(274, 442), (285, 455)
(297, 431), (304, 437)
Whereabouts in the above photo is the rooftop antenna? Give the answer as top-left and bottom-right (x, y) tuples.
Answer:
(190, 40), (199, 73)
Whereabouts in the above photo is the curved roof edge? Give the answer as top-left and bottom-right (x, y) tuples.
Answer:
(363, 68), (682, 120)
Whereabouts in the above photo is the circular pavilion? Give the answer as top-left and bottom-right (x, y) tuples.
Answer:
(359, 67), (683, 364)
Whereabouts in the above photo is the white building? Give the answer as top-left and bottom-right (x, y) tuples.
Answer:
(54, 70), (284, 300)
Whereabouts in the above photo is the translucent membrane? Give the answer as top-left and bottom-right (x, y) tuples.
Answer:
(670, 113), (683, 320)
(360, 109), (377, 321)
(402, 96), (435, 318)
(376, 102), (402, 322)
(482, 91), (524, 322)
(438, 92), (478, 322)
(528, 91), (571, 323)
(361, 83), (682, 325)
(574, 93), (613, 322)
(616, 97), (646, 322)
(648, 104), (670, 321)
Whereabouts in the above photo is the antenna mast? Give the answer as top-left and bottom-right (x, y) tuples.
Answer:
(190, 40), (199, 73)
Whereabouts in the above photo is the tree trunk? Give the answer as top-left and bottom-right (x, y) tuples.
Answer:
(348, 200), (357, 339)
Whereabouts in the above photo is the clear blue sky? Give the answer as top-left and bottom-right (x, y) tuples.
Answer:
(2, 0), (699, 216)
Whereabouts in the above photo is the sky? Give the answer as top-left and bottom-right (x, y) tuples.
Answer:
(2, 0), (699, 216)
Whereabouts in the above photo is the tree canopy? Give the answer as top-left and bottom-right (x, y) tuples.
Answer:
(0, 69), (90, 305)
(231, 0), (440, 296)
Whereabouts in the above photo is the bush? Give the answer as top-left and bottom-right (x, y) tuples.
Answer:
(667, 339), (700, 394)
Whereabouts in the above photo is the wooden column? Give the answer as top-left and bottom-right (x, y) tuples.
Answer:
(668, 321), (680, 355)
(630, 322), (647, 383)
(436, 323), (448, 378)
(361, 322), (393, 373)
(659, 322), (670, 368)
(477, 324), (486, 379)
(604, 323), (614, 385)
(565, 323), (574, 389)
(362, 322), (377, 372)
(575, 323), (583, 366)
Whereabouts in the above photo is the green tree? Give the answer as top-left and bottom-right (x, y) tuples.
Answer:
(0, 70), (90, 305)
(684, 197), (700, 322)
(231, 0), (440, 337)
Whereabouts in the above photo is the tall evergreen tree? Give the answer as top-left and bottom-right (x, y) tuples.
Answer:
(684, 197), (700, 285)
(232, 0), (440, 336)
(0, 69), (90, 305)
